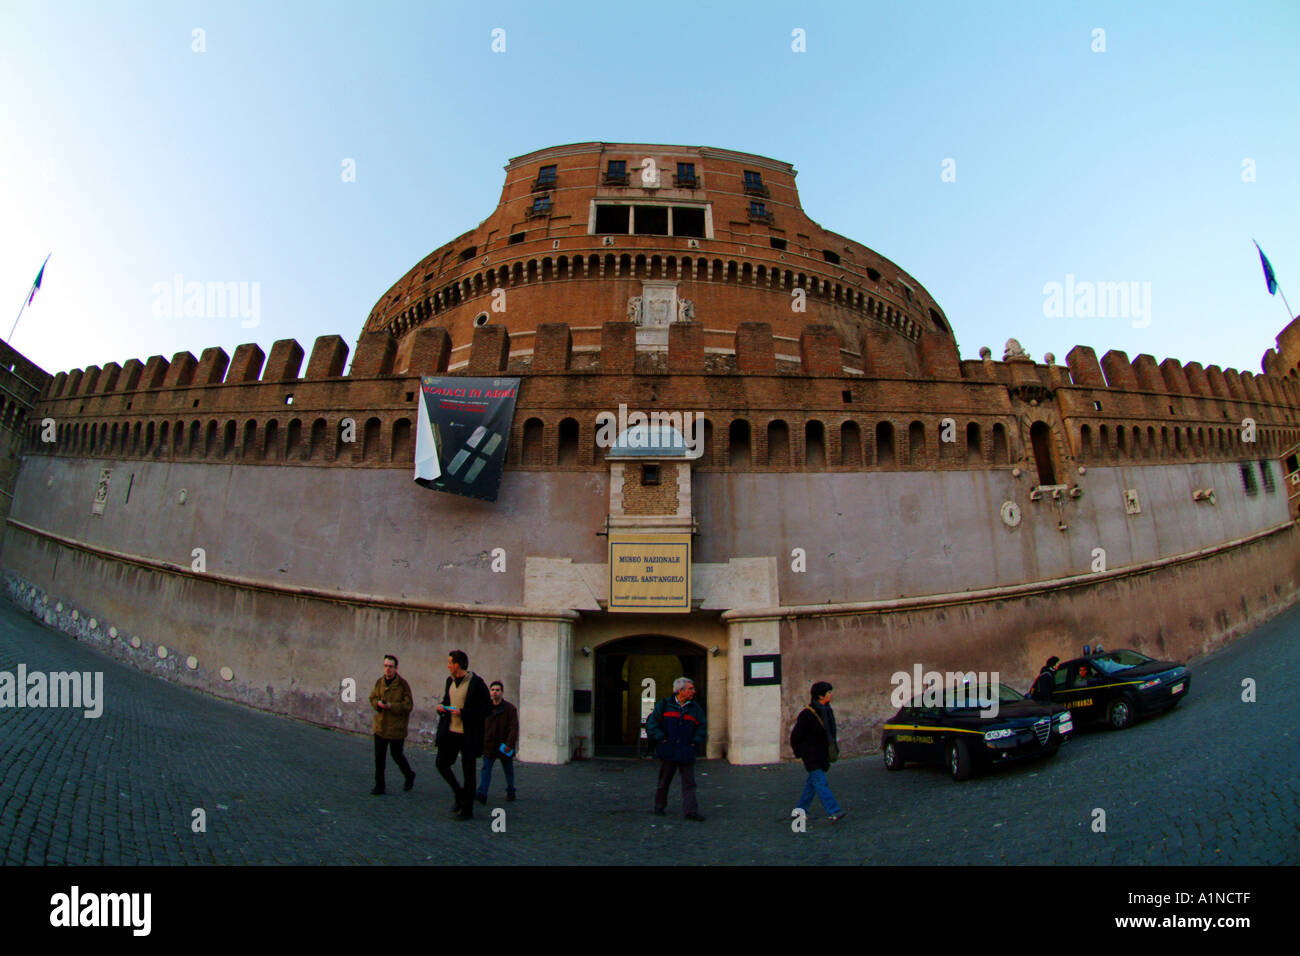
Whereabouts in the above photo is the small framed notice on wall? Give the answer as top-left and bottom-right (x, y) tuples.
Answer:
(743, 654), (782, 687)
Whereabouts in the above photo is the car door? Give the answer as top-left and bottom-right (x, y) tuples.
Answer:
(912, 706), (947, 764)
(1053, 659), (1101, 721)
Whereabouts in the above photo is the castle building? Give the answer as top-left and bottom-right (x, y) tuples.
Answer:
(7, 142), (1300, 764)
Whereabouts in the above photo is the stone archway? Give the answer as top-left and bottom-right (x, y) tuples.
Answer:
(592, 634), (707, 758)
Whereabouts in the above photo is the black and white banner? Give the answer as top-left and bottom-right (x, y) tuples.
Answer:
(414, 376), (520, 502)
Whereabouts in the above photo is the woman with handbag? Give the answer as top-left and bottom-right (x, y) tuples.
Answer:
(789, 681), (845, 822)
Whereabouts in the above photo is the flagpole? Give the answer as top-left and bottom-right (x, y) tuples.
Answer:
(8, 253), (51, 343)
(1278, 284), (1296, 323)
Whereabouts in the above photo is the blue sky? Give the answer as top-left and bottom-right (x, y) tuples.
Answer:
(2, 1), (1297, 380)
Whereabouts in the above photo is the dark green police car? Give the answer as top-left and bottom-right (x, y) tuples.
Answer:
(1043, 649), (1189, 729)
(881, 682), (1073, 781)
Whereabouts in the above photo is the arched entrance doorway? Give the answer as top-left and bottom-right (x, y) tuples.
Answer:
(593, 635), (707, 758)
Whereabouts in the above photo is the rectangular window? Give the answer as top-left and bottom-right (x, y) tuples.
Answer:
(744, 170), (763, 188)
(535, 164), (557, 188)
(672, 206), (705, 237)
(529, 197), (552, 217)
(1240, 462), (1258, 495)
(676, 162), (697, 187)
(642, 464), (660, 486)
(1260, 459), (1276, 493)
(822, 249), (840, 264)
(595, 205), (630, 233)
(633, 205), (669, 236)
(748, 201), (770, 220)
(604, 160), (629, 185)
(769, 237), (787, 250)
(459, 246), (477, 261)
(508, 231), (526, 245)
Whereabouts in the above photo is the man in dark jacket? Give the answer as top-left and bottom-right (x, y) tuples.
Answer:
(368, 654), (415, 795)
(435, 649), (491, 820)
(790, 681), (844, 822)
(475, 680), (520, 803)
(1029, 656), (1060, 701)
(645, 677), (707, 821)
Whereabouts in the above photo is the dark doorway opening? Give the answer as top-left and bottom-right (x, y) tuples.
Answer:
(594, 635), (707, 758)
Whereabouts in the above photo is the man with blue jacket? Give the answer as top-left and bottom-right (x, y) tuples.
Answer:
(646, 677), (707, 821)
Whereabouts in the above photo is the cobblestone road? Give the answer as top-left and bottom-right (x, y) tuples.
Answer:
(1, 594), (1296, 865)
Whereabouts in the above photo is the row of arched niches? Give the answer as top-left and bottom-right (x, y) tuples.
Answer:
(25, 412), (1299, 472)
(378, 251), (936, 341)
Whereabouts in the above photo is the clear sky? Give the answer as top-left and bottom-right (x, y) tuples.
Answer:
(2, 0), (1297, 380)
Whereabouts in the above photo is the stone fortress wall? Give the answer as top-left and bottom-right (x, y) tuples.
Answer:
(6, 142), (1300, 760)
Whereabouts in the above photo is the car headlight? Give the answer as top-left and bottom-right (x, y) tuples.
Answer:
(1138, 678), (1162, 689)
(984, 728), (1015, 741)
(1056, 710), (1072, 724)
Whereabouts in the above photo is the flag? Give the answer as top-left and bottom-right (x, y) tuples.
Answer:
(26, 257), (48, 306)
(1255, 240), (1278, 296)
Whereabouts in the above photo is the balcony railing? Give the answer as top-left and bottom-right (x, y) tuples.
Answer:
(532, 175), (557, 191)
(602, 171), (630, 186)
(674, 174), (699, 189)
(743, 182), (770, 198)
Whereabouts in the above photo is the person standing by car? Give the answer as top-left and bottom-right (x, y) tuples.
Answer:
(1029, 656), (1060, 701)
(790, 681), (845, 823)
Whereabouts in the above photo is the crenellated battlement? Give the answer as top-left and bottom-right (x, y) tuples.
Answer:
(25, 320), (1300, 475)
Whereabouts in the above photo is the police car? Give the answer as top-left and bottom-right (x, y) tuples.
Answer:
(881, 683), (1073, 781)
(1043, 649), (1189, 729)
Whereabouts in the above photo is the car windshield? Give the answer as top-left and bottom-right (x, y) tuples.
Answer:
(943, 682), (1026, 711)
(1090, 650), (1154, 674)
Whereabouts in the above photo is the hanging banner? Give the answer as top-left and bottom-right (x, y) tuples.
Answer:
(609, 533), (692, 612)
(413, 376), (520, 502)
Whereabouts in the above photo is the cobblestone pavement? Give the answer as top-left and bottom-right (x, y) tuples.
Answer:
(1, 595), (1296, 866)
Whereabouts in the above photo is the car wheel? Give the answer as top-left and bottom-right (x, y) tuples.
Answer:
(883, 738), (905, 771)
(947, 739), (972, 781)
(1108, 695), (1136, 730)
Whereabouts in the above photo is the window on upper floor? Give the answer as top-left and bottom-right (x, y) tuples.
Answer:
(595, 205), (631, 233)
(743, 170), (767, 196)
(822, 249), (840, 265)
(509, 231), (526, 245)
(459, 246), (477, 261)
(535, 164), (557, 189)
(747, 201), (772, 223)
(672, 206), (705, 237)
(528, 196), (552, 218)
(633, 205), (669, 236)
(604, 160), (629, 185)
(769, 237), (787, 250)
(675, 162), (698, 188)
(593, 203), (708, 238)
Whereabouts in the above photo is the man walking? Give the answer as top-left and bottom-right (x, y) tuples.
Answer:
(368, 655), (415, 795)
(435, 649), (491, 820)
(646, 677), (707, 821)
(790, 681), (845, 822)
(476, 680), (520, 803)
